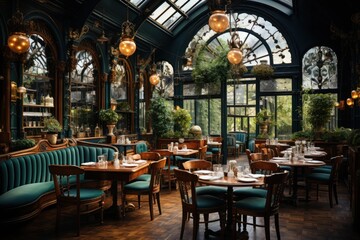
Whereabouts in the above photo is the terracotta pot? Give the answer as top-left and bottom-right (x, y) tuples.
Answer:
(47, 133), (58, 144)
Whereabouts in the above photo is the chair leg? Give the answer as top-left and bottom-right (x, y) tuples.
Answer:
(156, 192), (162, 215)
(149, 193), (154, 220)
(219, 211), (226, 239)
(253, 216), (256, 228)
(204, 213), (209, 231)
(193, 214), (199, 240)
(275, 213), (281, 240)
(138, 195), (141, 209)
(243, 214), (248, 233)
(333, 183), (339, 205)
(180, 211), (187, 240)
(328, 184), (333, 208)
(264, 216), (270, 240)
(76, 205), (80, 237)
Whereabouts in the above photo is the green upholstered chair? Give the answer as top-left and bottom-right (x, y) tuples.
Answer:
(122, 158), (166, 220)
(232, 171), (289, 240)
(132, 152), (162, 182)
(227, 134), (241, 157)
(182, 159), (227, 198)
(49, 165), (105, 237)
(305, 155), (343, 208)
(155, 149), (179, 191)
(135, 141), (148, 154)
(229, 131), (247, 153)
(174, 169), (226, 240)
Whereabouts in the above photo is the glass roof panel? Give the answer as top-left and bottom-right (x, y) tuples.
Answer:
(129, 0), (148, 8)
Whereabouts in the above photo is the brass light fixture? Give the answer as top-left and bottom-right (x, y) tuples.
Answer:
(11, 81), (27, 102)
(351, 87), (360, 100)
(149, 66), (160, 86)
(227, 12), (243, 65)
(346, 98), (354, 107)
(208, 0), (231, 33)
(119, 5), (136, 57)
(7, 10), (30, 54)
(208, 10), (229, 33)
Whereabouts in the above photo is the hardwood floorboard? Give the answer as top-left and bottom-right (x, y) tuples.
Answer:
(1, 154), (359, 239)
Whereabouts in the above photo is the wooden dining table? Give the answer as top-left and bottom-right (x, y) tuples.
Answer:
(198, 174), (264, 236)
(269, 157), (326, 205)
(81, 160), (150, 219)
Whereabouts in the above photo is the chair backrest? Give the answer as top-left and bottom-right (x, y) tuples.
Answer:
(182, 159), (212, 172)
(140, 152), (162, 161)
(174, 168), (198, 212)
(250, 160), (280, 175)
(264, 171), (289, 212)
(198, 145), (208, 160)
(255, 143), (266, 153)
(136, 141), (149, 154)
(330, 155), (343, 183)
(261, 148), (275, 160)
(149, 158), (167, 193)
(49, 165), (84, 202)
(227, 134), (236, 147)
(249, 152), (266, 163)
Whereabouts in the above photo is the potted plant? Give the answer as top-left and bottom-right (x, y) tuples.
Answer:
(255, 108), (274, 138)
(172, 106), (192, 138)
(99, 108), (121, 136)
(43, 117), (62, 144)
(251, 60), (274, 79)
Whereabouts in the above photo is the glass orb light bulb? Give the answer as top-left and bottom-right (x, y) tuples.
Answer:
(149, 74), (160, 86)
(346, 98), (354, 106)
(119, 38), (136, 57)
(208, 10), (229, 33)
(351, 90), (359, 99)
(227, 48), (243, 65)
(8, 32), (30, 54)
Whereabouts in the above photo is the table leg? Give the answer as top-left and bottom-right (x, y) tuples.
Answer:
(104, 179), (121, 219)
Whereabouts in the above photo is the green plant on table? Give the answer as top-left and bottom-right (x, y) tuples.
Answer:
(99, 108), (121, 125)
(43, 117), (62, 133)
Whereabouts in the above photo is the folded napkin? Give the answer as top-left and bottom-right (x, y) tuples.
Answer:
(248, 173), (265, 178)
(81, 162), (96, 166)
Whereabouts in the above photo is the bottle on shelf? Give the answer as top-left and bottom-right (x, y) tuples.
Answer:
(94, 124), (100, 137)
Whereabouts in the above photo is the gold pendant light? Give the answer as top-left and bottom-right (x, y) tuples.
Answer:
(208, 10), (229, 33)
(119, 5), (136, 58)
(7, 10), (30, 54)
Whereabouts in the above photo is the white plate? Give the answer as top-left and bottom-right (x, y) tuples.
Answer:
(306, 160), (323, 164)
(193, 170), (213, 175)
(248, 173), (265, 178)
(271, 160), (286, 163)
(135, 160), (147, 164)
(272, 157), (288, 160)
(122, 163), (138, 167)
(199, 175), (221, 181)
(81, 162), (96, 166)
(237, 177), (258, 183)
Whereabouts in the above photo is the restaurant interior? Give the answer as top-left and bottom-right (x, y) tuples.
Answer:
(1, 0), (360, 239)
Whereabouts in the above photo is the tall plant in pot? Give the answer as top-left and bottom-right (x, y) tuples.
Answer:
(99, 108), (121, 136)
(43, 117), (62, 144)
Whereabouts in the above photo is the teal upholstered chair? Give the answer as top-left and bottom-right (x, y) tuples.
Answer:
(122, 158), (166, 220)
(49, 165), (105, 237)
(229, 131), (247, 153)
(174, 169), (226, 239)
(305, 155), (343, 208)
(182, 159), (227, 198)
(232, 171), (289, 240)
(132, 152), (162, 182)
(136, 141), (148, 154)
(227, 134), (241, 157)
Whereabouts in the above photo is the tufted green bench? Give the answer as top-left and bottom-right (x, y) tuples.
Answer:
(0, 139), (117, 224)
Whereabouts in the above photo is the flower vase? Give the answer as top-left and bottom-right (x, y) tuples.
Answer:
(107, 124), (116, 136)
(47, 133), (58, 144)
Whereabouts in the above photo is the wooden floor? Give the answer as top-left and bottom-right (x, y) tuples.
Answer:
(1, 154), (359, 240)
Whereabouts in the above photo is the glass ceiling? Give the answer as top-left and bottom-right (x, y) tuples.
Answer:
(130, 0), (293, 31)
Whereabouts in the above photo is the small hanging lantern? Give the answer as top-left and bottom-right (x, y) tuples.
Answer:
(119, 20), (136, 57)
(7, 10), (30, 54)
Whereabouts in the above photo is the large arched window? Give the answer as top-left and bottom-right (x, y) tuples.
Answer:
(183, 12), (293, 139)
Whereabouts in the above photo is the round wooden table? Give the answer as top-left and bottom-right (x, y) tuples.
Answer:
(269, 158), (326, 204)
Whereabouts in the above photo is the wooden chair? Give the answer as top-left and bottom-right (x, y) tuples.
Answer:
(132, 152), (162, 182)
(49, 165), (105, 237)
(174, 168), (226, 239)
(232, 171), (289, 240)
(305, 155), (343, 208)
(122, 158), (167, 220)
(249, 152), (267, 164)
(198, 145), (212, 161)
(182, 159), (227, 198)
(155, 149), (178, 191)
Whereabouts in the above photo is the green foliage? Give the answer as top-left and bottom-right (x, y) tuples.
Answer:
(11, 139), (35, 151)
(149, 97), (174, 139)
(292, 130), (314, 140)
(255, 108), (274, 125)
(173, 107), (192, 137)
(347, 129), (360, 147)
(43, 117), (62, 133)
(251, 62), (274, 78)
(99, 109), (121, 124)
(292, 128), (352, 142)
(303, 93), (335, 132)
(192, 45), (230, 91)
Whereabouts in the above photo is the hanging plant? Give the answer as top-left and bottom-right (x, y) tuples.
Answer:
(230, 64), (248, 78)
(251, 60), (274, 79)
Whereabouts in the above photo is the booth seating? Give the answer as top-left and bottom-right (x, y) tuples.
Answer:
(0, 139), (117, 224)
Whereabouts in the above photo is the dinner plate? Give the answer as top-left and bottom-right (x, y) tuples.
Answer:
(271, 160), (286, 163)
(81, 162), (96, 166)
(306, 160), (323, 164)
(237, 177), (258, 183)
(193, 170), (213, 175)
(122, 163), (138, 167)
(199, 175), (221, 181)
(272, 157), (288, 160)
(248, 173), (265, 178)
(135, 160), (147, 164)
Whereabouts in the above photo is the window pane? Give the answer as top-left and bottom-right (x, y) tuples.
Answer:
(260, 78), (292, 92)
(277, 95), (292, 139)
(210, 99), (221, 135)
